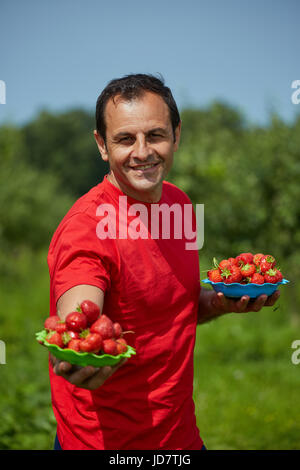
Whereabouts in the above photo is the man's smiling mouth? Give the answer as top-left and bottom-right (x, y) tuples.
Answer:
(129, 162), (160, 171)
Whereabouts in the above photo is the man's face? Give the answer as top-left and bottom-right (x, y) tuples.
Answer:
(94, 91), (181, 202)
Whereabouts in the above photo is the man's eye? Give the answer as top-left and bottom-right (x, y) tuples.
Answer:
(150, 133), (162, 139)
(119, 136), (133, 143)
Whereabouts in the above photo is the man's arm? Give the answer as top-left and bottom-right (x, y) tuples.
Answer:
(56, 284), (105, 321)
(51, 284), (126, 390)
(197, 287), (281, 324)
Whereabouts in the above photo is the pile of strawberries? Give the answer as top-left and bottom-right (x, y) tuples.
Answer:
(207, 252), (284, 284)
(42, 300), (131, 355)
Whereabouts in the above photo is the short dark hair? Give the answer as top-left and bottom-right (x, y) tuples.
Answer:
(95, 73), (181, 144)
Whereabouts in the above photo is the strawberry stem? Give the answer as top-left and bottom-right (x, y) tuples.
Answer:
(62, 332), (71, 345)
(79, 329), (90, 338)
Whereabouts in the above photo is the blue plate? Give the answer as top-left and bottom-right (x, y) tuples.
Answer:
(201, 278), (289, 299)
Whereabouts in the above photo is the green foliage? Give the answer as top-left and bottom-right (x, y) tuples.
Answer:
(0, 250), (56, 449)
(194, 295), (300, 449)
(0, 124), (73, 277)
(21, 109), (109, 197)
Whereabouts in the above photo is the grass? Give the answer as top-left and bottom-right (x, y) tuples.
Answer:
(0, 249), (299, 449)
(194, 289), (300, 450)
(0, 249), (56, 450)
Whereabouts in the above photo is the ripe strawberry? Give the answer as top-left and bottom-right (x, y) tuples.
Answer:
(79, 333), (103, 354)
(116, 338), (128, 354)
(240, 263), (256, 278)
(260, 255), (276, 273)
(46, 331), (64, 348)
(66, 330), (80, 340)
(222, 265), (243, 284)
(219, 259), (232, 270)
(102, 339), (118, 356)
(90, 315), (114, 340)
(44, 315), (61, 331)
(264, 268), (279, 283)
(208, 269), (223, 283)
(235, 252), (254, 267)
(251, 273), (265, 284)
(61, 330), (80, 346)
(67, 339), (81, 352)
(65, 311), (88, 332)
(113, 322), (123, 338)
(253, 253), (264, 266)
(79, 300), (100, 326)
(55, 321), (68, 334)
(265, 268), (283, 283)
(116, 337), (127, 346)
(228, 257), (238, 266)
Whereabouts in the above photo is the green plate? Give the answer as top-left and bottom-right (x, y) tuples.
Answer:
(36, 329), (136, 367)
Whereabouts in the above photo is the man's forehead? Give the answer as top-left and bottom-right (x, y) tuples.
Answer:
(104, 92), (171, 131)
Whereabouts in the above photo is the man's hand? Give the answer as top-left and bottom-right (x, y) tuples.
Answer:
(198, 288), (281, 324)
(211, 290), (281, 314)
(51, 285), (128, 390)
(50, 354), (127, 390)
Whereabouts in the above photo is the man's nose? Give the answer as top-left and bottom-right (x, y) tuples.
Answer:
(133, 136), (152, 160)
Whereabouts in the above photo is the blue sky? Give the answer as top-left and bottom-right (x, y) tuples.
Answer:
(1, 0), (299, 126)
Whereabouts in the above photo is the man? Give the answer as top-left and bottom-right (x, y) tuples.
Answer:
(48, 74), (280, 450)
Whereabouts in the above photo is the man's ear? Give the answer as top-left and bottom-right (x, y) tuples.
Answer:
(173, 121), (181, 152)
(93, 130), (109, 162)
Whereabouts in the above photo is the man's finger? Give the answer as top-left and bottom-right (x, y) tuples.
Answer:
(234, 296), (250, 313)
(264, 290), (280, 306)
(56, 361), (74, 375)
(67, 366), (100, 385)
(52, 356), (128, 390)
(76, 361), (128, 390)
(215, 292), (227, 310)
(214, 293), (250, 313)
(78, 366), (112, 390)
(247, 294), (268, 312)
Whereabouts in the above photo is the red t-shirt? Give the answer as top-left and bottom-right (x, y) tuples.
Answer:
(47, 175), (203, 450)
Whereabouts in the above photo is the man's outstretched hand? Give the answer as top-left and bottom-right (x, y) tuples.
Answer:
(50, 354), (127, 390)
(198, 288), (281, 324)
(211, 290), (281, 314)
(51, 284), (128, 390)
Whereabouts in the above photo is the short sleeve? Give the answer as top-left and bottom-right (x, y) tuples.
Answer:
(48, 212), (112, 305)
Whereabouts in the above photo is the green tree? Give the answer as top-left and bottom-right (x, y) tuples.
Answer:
(0, 124), (73, 276)
(21, 109), (109, 197)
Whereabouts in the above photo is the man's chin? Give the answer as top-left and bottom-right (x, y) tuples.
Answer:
(125, 179), (163, 202)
